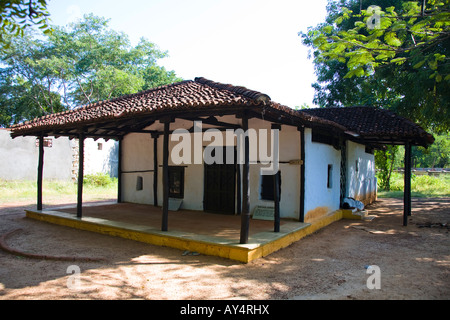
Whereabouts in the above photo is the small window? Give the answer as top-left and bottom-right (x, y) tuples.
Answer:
(260, 171), (281, 201)
(97, 142), (103, 150)
(168, 166), (184, 198)
(136, 176), (143, 191)
(327, 164), (333, 189)
(35, 138), (52, 148)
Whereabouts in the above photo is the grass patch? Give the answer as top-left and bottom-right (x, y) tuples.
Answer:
(0, 173), (118, 205)
(378, 173), (450, 198)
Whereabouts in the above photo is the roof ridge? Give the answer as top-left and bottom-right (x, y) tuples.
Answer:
(75, 79), (192, 111)
(194, 77), (271, 103)
(10, 80), (192, 128)
(300, 105), (434, 146)
(301, 105), (380, 110)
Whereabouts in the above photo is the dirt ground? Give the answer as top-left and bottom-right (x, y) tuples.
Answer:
(0, 197), (448, 300)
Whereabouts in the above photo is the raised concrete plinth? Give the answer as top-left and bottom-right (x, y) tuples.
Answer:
(25, 206), (354, 263)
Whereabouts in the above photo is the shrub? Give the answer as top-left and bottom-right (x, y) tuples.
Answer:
(381, 172), (450, 196)
(83, 173), (115, 187)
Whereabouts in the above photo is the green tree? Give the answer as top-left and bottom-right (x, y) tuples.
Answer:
(0, 31), (65, 124)
(0, 14), (182, 127)
(44, 14), (182, 107)
(375, 145), (400, 190)
(412, 133), (450, 168)
(300, 0), (450, 133)
(0, 0), (52, 51)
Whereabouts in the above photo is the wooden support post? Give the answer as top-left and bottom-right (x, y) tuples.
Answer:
(161, 122), (170, 231)
(270, 123), (281, 232)
(117, 138), (122, 203)
(298, 126), (305, 223)
(240, 114), (250, 244)
(152, 133), (159, 207)
(274, 171), (280, 232)
(403, 142), (412, 226)
(77, 132), (85, 218)
(37, 135), (44, 211)
(236, 163), (241, 215)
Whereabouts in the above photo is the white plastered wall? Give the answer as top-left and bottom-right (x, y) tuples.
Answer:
(247, 118), (300, 219)
(121, 115), (301, 219)
(0, 129), (73, 180)
(303, 128), (341, 222)
(121, 133), (155, 204)
(84, 138), (118, 177)
(346, 140), (377, 205)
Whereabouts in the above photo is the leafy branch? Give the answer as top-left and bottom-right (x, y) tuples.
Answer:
(307, 0), (450, 81)
(0, 0), (53, 51)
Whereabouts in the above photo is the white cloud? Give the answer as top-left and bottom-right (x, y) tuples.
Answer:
(66, 4), (82, 24)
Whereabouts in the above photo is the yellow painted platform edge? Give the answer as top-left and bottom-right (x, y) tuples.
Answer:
(340, 209), (363, 220)
(25, 208), (351, 263)
(25, 210), (253, 263)
(250, 210), (344, 261)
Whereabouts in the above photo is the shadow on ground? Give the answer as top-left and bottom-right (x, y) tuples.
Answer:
(0, 198), (449, 299)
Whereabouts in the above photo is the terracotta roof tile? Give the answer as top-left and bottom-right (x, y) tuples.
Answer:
(300, 106), (434, 146)
(9, 78), (434, 147)
(10, 78), (277, 134)
(11, 77), (332, 136)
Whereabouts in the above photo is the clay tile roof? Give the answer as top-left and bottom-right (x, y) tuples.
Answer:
(9, 77), (336, 137)
(194, 77), (271, 103)
(300, 106), (435, 147)
(10, 78), (274, 134)
(9, 78), (434, 147)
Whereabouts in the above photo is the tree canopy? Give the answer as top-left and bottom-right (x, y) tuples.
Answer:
(0, 14), (182, 127)
(0, 0), (52, 51)
(413, 132), (450, 167)
(300, 0), (449, 133)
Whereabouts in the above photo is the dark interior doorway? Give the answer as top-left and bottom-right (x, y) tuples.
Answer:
(203, 146), (236, 214)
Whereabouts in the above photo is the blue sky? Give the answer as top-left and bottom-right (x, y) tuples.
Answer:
(47, 0), (329, 108)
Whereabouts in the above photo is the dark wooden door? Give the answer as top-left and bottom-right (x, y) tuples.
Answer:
(203, 147), (236, 214)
